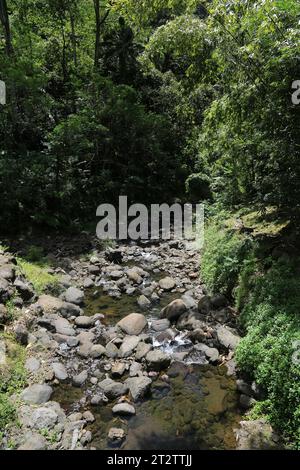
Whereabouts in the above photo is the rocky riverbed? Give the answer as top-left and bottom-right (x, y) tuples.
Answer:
(0, 239), (281, 450)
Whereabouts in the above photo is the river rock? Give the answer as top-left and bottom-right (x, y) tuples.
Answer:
(0, 264), (15, 280)
(73, 370), (88, 387)
(112, 403), (136, 416)
(117, 313), (147, 335)
(151, 319), (170, 332)
(127, 268), (143, 284)
(65, 287), (84, 305)
(198, 295), (211, 314)
(194, 343), (219, 363)
(52, 362), (68, 382)
(83, 278), (94, 289)
(135, 342), (152, 360)
(30, 406), (58, 430)
(0, 278), (11, 303)
(108, 427), (126, 443)
(37, 295), (64, 314)
(18, 433), (47, 450)
(159, 277), (176, 291)
(54, 318), (75, 336)
(181, 293), (197, 309)
(75, 316), (94, 328)
(239, 394), (257, 409)
(119, 335), (141, 358)
(210, 293), (227, 309)
(137, 295), (151, 309)
(236, 419), (281, 450)
(236, 379), (253, 396)
(125, 376), (152, 402)
(216, 325), (240, 350)
(145, 350), (171, 371)
(25, 357), (41, 373)
(98, 378), (128, 399)
(21, 384), (53, 404)
(111, 362), (127, 378)
(129, 361), (143, 377)
(160, 299), (187, 322)
(90, 344), (106, 358)
(105, 342), (119, 358)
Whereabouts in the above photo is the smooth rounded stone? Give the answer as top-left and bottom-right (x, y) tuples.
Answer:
(60, 302), (82, 318)
(151, 318), (170, 332)
(67, 336), (79, 348)
(75, 316), (94, 328)
(135, 342), (152, 361)
(14, 278), (35, 300)
(0, 264), (15, 280)
(77, 341), (93, 358)
(68, 412), (83, 422)
(25, 357), (41, 373)
(30, 407), (58, 430)
(126, 287), (136, 295)
(18, 433), (47, 450)
(83, 278), (94, 289)
(0, 277), (11, 303)
(52, 362), (68, 382)
(111, 362), (127, 378)
(109, 270), (124, 279)
(65, 287), (84, 305)
(83, 411), (95, 423)
(90, 344), (106, 358)
(60, 274), (72, 287)
(119, 335), (141, 358)
(90, 255), (101, 265)
(236, 419), (281, 450)
(198, 295), (212, 314)
(126, 268), (143, 284)
(137, 295), (151, 309)
(54, 318), (75, 336)
(117, 313), (147, 336)
(125, 376), (152, 402)
(112, 403), (136, 416)
(160, 299), (187, 322)
(77, 330), (95, 344)
(105, 342), (119, 358)
(155, 329), (175, 343)
(239, 394), (257, 409)
(21, 384), (53, 405)
(81, 430), (92, 445)
(129, 362), (143, 377)
(216, 325), (241, 351)
(90, 394), (108, 405)
(108, 427), (126, 443)
(158, 277), (176, 291)
(37, 294), (64, 314)
(181, 293), (197, 309)
(73, 370), (88, 387)
(88, 264), (101, 274)
(145, 350), (171, 371)
(98, 378), (128, 399)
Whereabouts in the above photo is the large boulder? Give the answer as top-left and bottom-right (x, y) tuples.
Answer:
(137, 295), (151, 310)
(112, 403), (136, 416)
(159, 277), (176, 291)
(160, 299), (187, 322)
(216, 325), (240, 351)
(37, 295), (64, 314)
(21, 384), (53, 405)
(65, 287), (84, 305)
(52, 362), (68, 382)
(119, 335), (141, 358)
(98, 378), (128, 399)
(125, 376), (152, 402)
(236, 419), (281, 450)
(117, 313), (147, 335)
(151, 319), (170, 332)
(127, 268), (143, 284)
(145, 350), (171, 371)
(14, 279), (35, 301)
(54, 318), (75, 336)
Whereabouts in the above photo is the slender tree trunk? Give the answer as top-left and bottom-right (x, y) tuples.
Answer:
(94, 0), (101, 68)
(69, 9), (77, 68)
(0, 0), (13, 55)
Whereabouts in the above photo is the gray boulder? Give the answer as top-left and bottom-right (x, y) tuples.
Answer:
(65, 287), (84, 305)
(160, 299), (187, 322)
(21, 384), (53, 405)
(125, 376), (152, 402)
(117, 313), (147, 335)
(98, 378), (128, 399)
(112, 403), (136, 416)
(146, 350), (171, 371)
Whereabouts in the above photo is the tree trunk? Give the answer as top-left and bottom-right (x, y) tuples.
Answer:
(94, 0), (101, 68)
(0, 0), (13, 55)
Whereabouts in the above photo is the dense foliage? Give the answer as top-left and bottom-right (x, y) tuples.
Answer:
(1, 0), (300, 447)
